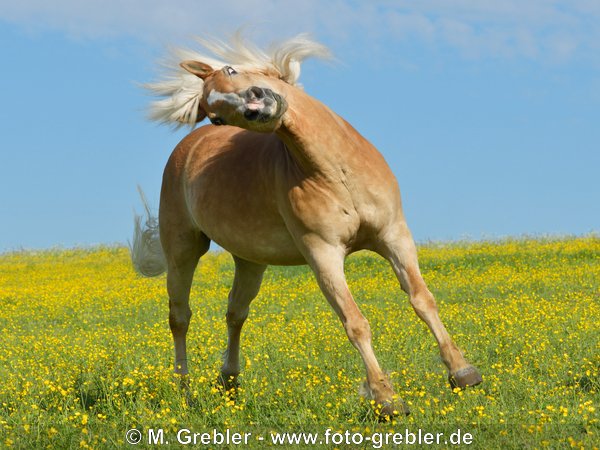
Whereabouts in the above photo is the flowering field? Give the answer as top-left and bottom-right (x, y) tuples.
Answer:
(0, 237), (598, 449)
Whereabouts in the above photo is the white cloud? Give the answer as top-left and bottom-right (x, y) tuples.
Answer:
(1, 0), (599, 64)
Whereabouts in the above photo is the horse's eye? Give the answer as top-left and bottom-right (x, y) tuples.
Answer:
(226, 66), (237, 75)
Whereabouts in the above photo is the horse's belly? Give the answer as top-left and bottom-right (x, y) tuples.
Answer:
(193, 207), (305, 266)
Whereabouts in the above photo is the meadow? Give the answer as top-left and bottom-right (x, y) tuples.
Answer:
(0, 236), (598, 449)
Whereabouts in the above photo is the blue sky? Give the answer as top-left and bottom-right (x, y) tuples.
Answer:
(1, 1), (598, 251)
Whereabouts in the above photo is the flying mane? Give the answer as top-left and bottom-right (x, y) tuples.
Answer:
(145, 33), (331, 129)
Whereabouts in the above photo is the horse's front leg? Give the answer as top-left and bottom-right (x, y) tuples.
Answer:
(303, 239), (409, 418)
(164, 231), (210, 376)
(219, 256), (267, 389)
(379, 223), (482, 389)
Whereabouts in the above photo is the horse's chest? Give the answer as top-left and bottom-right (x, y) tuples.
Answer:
(281, 179), (362, 242)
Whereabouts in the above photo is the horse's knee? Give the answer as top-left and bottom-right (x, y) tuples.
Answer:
(169, 307), (192, 333)
(345, 316), (372, 345)
(410, 289), (438, 318)
(226, 308), (248, 329)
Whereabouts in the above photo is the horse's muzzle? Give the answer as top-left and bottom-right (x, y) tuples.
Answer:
(241, 86), (287, 122)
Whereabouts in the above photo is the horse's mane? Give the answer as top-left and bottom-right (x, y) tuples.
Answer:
(145, 33), (331, 129)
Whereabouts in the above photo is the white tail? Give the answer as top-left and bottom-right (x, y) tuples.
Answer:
(130, 187), (167, 277)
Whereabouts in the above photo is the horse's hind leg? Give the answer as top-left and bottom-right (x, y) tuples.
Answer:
(378, 223), (482, 389)
(162, 226), (210, 375)
(220, 256), (266, 388)
(302, 240), (408, 418)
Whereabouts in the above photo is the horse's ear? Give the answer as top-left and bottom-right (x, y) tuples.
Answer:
(180, 61), (214, 79)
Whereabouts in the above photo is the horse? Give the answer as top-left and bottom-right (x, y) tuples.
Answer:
(131, 34), (482, 417)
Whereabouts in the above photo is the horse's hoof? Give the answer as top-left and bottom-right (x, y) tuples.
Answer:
(176, 374), (191, 391)
(184, 392), (198, 408)
(174, 375), (197, 407)
(377, 399), (410, 420)
(448, 365), (482, 390)
(217, 373), (240, 392)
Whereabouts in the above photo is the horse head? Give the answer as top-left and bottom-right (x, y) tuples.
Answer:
(144, 33), (330, 131)
(180, 61), (289, 133)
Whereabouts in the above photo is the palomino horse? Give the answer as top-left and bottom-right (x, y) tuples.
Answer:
(132, 34), (481, 417)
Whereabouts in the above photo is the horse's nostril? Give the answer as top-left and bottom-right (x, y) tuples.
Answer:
(249, 86), (265, 99)
(210, 117), (225, 126)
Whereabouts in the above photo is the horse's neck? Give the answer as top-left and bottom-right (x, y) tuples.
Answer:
(276, 88), (363, 177)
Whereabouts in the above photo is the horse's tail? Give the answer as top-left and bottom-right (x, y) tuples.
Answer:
(130, 187), (167, 277)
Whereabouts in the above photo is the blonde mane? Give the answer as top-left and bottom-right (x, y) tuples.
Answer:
(145, 33), (331, 129)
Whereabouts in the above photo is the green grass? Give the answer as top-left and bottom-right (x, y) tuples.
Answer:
(0, 237), (598, 449)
